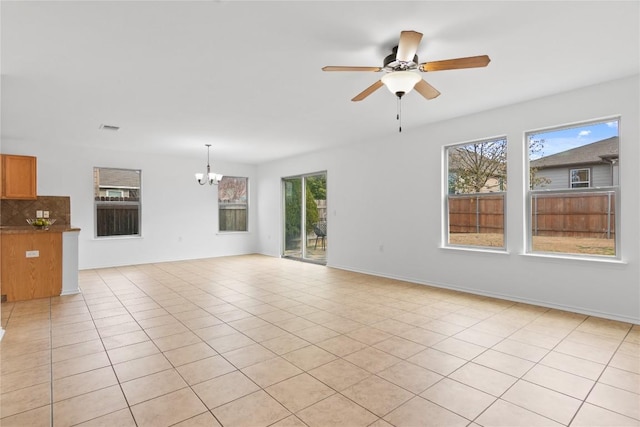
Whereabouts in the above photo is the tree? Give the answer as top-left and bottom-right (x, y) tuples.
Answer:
(284, 179), (320, 244)
(528, 137), (552, 189)
(306, 175), (326, 200)
(449, 139), (507, 194)
(285, 179), (302, 244)
(218, 177), (247, 203)
(305, 186), (319, 233)
(449, 138), (551, 193)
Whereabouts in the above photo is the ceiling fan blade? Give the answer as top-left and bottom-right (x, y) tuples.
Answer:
(419, 55), (491, 72)
(396, 30), (423, 62)
(322, 66), (382, 72)
(414, 79), (441, 100)
(351, 80), (384, 102)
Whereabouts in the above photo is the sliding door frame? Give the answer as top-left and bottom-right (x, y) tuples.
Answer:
(281, 171), (327, 265)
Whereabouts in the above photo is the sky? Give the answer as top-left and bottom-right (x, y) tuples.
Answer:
(528, 120), (619, 159)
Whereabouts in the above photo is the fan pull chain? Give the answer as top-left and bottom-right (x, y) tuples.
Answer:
(397, 96), (402, 133)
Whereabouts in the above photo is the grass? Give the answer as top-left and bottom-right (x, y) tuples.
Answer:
(449, 233), (615, 256)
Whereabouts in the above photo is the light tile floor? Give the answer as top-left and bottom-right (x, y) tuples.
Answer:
(1, 254), (638, 426)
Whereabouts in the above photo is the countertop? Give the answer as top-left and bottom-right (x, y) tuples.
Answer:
(0, 225), (81, 234)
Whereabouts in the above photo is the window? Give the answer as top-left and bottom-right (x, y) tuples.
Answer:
(445, 137), (507, 249)
(106, 189), (124, 198)
(94, 167), (141, 237)
(527, 118), (619, 258)
(218, 176), (248, 232)
(570, 168), (590, 188)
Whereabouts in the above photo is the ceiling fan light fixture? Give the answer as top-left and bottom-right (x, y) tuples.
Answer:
(381, 71), (421, 97)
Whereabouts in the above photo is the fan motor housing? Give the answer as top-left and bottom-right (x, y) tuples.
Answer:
(383, 46), (419, 72)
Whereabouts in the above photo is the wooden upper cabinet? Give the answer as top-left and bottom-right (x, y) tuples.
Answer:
(1, 154), (37, 200)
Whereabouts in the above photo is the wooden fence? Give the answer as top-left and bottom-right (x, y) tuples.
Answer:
(448, 194), (505, 234)
(532, 191), (615, 238)
(449, 192), (616, 239)
(219, 204), (247, 231)
(95, 201), (245, 235)
(96, 204), (139, 236)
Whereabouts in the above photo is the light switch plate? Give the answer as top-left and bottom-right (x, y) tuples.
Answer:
(36, 210), (43, 218)
(43, 211), (50, 218)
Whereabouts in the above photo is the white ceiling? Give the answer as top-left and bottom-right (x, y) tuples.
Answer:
(2, 1), (638, 164)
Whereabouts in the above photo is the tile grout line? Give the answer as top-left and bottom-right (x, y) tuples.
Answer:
(78, 271), (140, 426)
(565, 325), (637, 426)
(94, 267), (216, 426)
(473, 314), (588, 426)
(2, 257), (637, 426)
(121, 263), (412, 426)
(96, 264), (617, 426)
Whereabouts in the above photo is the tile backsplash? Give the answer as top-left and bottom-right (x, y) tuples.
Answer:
(0, 195), (71, 226)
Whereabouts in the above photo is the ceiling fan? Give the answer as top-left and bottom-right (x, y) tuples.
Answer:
(322, 30), (490, 103)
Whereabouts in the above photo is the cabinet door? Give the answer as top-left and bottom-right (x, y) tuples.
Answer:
(1, 232), (62, 301)
(1, 155), (37, 199)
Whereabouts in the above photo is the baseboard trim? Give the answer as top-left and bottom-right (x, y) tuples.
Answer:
(328, 263), (640, 325)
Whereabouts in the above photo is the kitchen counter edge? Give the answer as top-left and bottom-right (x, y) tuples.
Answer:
(0, 225), (81, 234)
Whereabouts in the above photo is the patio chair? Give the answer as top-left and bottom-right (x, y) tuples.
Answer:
(313, 222), (327, 250)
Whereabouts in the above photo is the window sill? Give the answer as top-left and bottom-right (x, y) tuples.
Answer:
(216, 231), (250, 235)
(93, 235), (142, 240)
(440, 245), (509, 255)
(520, 252), (626, 264)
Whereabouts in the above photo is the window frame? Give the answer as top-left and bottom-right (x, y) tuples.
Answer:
(443, 136), (508, 252)
(525, 117), (621, 260)
(218, 175), (249, 233)
(106, 189), (125, 198)
(569, 168), (591, 188)
(93, 167), (142, 239)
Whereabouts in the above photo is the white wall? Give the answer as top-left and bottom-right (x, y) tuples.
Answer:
(257, 75), (640, 323)
(2, 143), (259, 269)
(3, 75), (637, 323)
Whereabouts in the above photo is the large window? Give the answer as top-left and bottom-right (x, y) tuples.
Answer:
(445, 137), (507, 249)
(527, 118), (619, 258)
(218, 176), (248, 232)
(94, 167), (141, 237)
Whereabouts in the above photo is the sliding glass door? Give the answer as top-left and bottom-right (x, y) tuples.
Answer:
(283, 172), (327, 264)
(283, 177), (303, 258)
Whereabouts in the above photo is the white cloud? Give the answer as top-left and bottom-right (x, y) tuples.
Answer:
(606, 121), (619, 128)
(577, 130), (591, 138)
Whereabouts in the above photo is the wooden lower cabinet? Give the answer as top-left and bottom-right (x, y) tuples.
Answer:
(1, 232), (62, 301)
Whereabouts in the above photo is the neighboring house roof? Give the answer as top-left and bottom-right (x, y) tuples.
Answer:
(531, 137), (619, 169)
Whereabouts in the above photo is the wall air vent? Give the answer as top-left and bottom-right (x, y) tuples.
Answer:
(99, 124), (120, 131)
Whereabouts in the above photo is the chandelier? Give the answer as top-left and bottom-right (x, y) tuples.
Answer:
(195, 144), (223, 185)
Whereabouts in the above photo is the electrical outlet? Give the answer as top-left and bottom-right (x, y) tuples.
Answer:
(26, 250), (40, 258)
(36, 210), (43, 218)
(43, 211), (50, 218)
